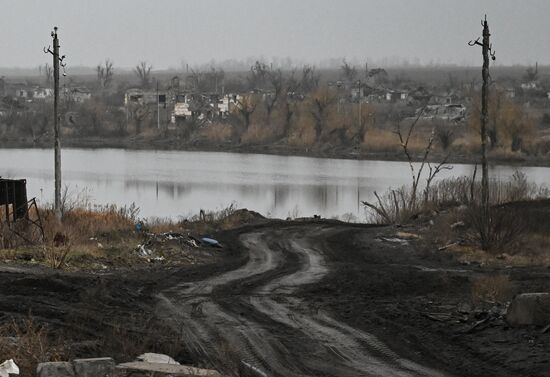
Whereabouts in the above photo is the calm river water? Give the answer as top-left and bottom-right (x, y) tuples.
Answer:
(1, 148), (549, 220)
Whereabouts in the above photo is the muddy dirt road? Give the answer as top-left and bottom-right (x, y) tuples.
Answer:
(2, 220), (548, 376)
(159, 224), (448, 376)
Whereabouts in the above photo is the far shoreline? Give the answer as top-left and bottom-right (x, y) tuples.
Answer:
(1, 136), (549, 168)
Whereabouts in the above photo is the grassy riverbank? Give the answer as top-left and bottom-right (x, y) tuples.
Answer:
(3, 128), (550, 167)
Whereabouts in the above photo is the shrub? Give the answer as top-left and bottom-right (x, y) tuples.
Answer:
(364, 170), (549, 227)
(435, 126), (455, 150)
(471, 274), (514, 304)
(0, 316), (67, 377)
(464, 204), (528, 253)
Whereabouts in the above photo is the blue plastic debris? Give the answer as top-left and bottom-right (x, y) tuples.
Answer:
(201, 237), (222, 248)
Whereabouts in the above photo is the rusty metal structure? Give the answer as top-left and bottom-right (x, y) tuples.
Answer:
(0, 178), (44, 247)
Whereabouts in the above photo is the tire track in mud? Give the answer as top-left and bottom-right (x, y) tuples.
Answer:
(158, 225), (449, 377)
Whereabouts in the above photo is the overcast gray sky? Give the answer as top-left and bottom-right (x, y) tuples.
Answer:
(2, 0), (549, 69)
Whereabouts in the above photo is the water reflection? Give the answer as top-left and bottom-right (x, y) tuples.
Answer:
(0, 148), (547, 220)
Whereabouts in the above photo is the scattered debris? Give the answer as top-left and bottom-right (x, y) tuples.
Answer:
(457, 302), (472, 314)
(201, 237), (222, 248)
(377, 237), (409, 245)
(395, 231), (420, 239)
(136, 353), (179, 365)
(438, 242), (458, 251)
(117, 361), (222, 377)
(0, 359), (19, 377)
(136, 244), (152, 257)
(450, 221), (465, 230)
(241, 361), (268, 377)
(423, 312), (452, 322)
(186, 238), (200, 248)
(464, 317), (491, 334)
(135, 221), (145, 233)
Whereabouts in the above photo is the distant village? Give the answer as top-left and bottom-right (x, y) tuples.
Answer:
(1, 61), (550, 156)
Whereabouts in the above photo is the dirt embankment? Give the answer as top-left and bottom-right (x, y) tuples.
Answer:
(1, 220), (549, 376)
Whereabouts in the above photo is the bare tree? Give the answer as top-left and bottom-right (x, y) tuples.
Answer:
(264, 69), (284, 124)
(368, 68), (389, 85)
(394, 111), (452, 207)
(134, 61), (152, 88)
(354, 103), (372, 145)
(523, 62), (538, 82)
(97, 58), (114, 89)
(362, 108), (452, 223)
(205, 67), (225, 93)
(236, 95), (258, 131)
(300, 65), (320, 93)
(42, 63), (53, 85)
(310, 88), (336, 141)
(129, 104), (151, 135)
(187, 67), (225, 93)
(187, 69), (204, 91)
(341, 59), (357, 83)
(247, 61), (269, 90)
(282, 70), (300, 136)
(1, 97), (22, 134)
(435, 125), (455, 151)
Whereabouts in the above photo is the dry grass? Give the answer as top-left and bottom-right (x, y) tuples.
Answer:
(93, 315), (190, 364)
(42, 245), (72, 269)
(0, 202), (257, 271)
(444, 234), (550, 267)
(363, 126), (433, 154)
(471, 274), (515, 304)
(241, 123), (278, 144)
(363, 128), (400, 153)
(288, 121), (316, 147)
(0, 200), (255, 273)
(0, 313), (192, 377)
(0, 204), (141, 270)
(42, 205), (136, 246)
(199, 123), (233, 143)
(0, 316), (67, 377)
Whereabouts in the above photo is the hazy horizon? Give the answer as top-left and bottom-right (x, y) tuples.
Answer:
(2, 0), (549, 71)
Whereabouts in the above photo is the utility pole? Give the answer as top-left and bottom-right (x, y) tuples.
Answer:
(156, 80), (160, 129)
(44, 27), (66, 219)
(469, 15), (496, 249)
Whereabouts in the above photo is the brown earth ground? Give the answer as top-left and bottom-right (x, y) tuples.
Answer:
(0, 208), (549, 376)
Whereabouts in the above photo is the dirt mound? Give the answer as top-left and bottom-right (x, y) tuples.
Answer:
(219, 208), (265, 229)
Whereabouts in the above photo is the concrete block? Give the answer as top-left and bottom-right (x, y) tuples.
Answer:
(73, 358), (115, 377)
(116, 362), (223, 377)
(506, 292), (550, 326)
(36, 362), (75, 377)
